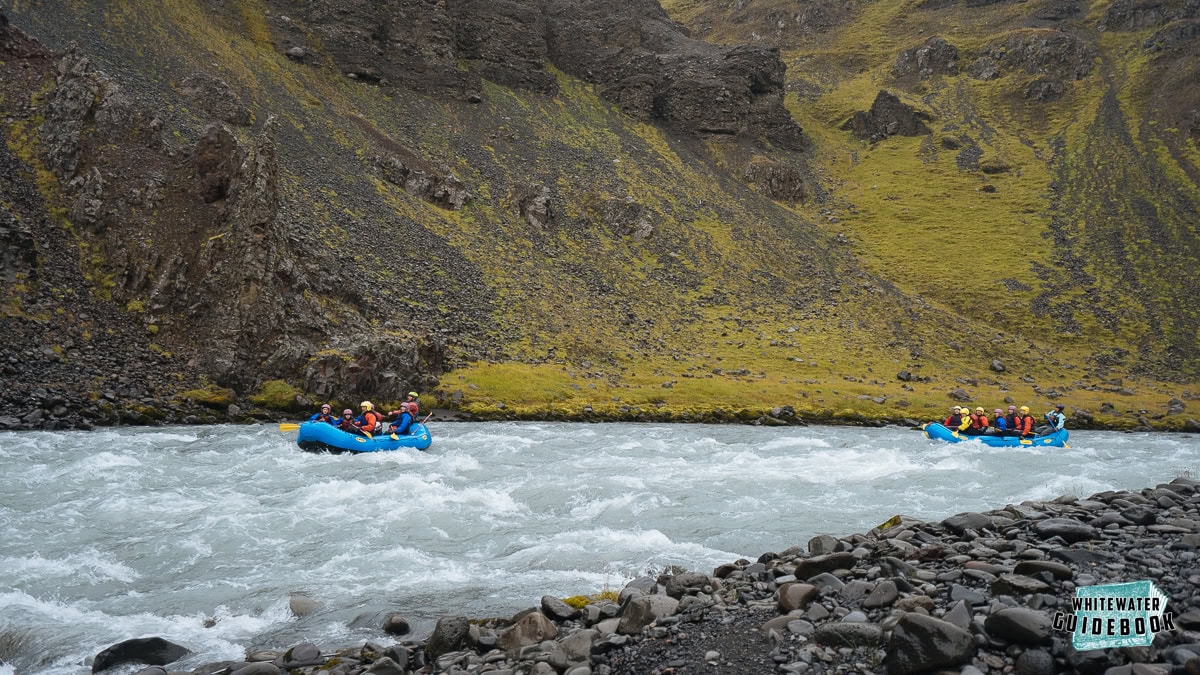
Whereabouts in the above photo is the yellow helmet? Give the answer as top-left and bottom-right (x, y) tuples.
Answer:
(975, 407), (984, 413)
(1019, 406), (1029, 413)
(360, 401), (373, 410)
(407, 391), (419, 398)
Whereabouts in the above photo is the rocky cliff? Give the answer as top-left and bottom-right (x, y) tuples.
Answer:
(0, 0), (1197, 431)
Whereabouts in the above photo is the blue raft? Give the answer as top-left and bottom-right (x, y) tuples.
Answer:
(923, 422), (1069, 448)
(296, 421), (432, 453)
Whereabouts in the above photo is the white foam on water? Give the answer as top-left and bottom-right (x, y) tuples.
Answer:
(4, 422), (1200, 673)
(1, 549), (140, 585)
(756, 435), (833, 451)
(566, 492), (670, 520)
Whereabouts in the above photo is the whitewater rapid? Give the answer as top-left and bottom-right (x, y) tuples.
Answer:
(2, 422), (1197, 673)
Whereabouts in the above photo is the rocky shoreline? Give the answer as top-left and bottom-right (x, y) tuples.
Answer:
(2, 395), (1199, 433)
(90, 477), (1200, 675)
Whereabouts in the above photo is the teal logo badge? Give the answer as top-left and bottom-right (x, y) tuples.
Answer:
(1053, 580), (1174, 649)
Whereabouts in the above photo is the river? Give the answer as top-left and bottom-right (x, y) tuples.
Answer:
(2, 422), (1198, 673)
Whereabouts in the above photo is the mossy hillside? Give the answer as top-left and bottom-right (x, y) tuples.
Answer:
(3, 0), (1196, 427)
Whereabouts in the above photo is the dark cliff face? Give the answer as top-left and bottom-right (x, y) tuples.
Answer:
(265, 0), (803, 147)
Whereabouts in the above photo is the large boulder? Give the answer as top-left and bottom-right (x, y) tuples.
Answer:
(498, 611), (559, 650)
(842, 91), (932, 142)
(426, 615), (470, 660)
(887, 614), (974, 675)
(92, 637), (190, 673)
(617, 594), (679, 635)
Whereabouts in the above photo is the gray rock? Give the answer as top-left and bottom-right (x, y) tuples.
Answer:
(814, 622), (884, 648)
(278, 643), (322, 668)
(364, 657), (406, 675)
(949, 583), (987, 605)
(887, 613), (974, 675)
(541, 595), (581, 621)
(551, 629), (597, 666)
(808, 572), (845, 593)
(788, 620), (816, 636)
(777, 583), (819, 612)
(664, 572), (711, 599)
(382, 613), (410, 635)
(943, 599), (972, 629)
(288, 593), (319, 617)
(499, 611), (558, 649)
(808, 534), (842, 555)
(943, 512), (991, 534)
(230, 664), (281, 675)
(93, 637), (191, 673)
(795, 552), (857, 579)
(985, 607), (1053, 645)
(1034, 517), (1099, 542)
(617, 595), (678, 635)
(1015, 649), (1056, 675)
(863, 580), (899, 608)
(840, 579), (875, 602)
(992, 573), (1052, 596)
(427, 615), (470, 660)
(1014, 560), (1073, 580)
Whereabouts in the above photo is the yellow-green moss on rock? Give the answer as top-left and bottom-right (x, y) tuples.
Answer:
(177, 384), (236, 409)
(249, 379), (303, 410)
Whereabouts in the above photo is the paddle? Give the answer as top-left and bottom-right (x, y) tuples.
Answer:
(388, 412), (431, 440)
(278, 423), (300, 432)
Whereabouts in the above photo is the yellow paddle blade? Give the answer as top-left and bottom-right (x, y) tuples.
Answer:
(278, 423), (300, 432)
(363, 431), (373, 439)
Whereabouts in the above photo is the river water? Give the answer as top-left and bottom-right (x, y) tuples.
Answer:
(2, 422), (1199, 673)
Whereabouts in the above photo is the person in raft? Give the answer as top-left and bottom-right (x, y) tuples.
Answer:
(985, 408), (1009, 436)
(1035, 403), (1067, 436)
(307, 403), (337, 425)
(386, 401), (415, 436)
(1013, 406), (1036, 437)
(404, 391), (420, 415)
(963, 406), (989, 436)
(356, 401), (384, 435)
(942, 406), (971, 433)
(337, 408), (364, 435)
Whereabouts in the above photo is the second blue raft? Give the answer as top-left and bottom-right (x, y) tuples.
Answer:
(923, 422), (1069, 448)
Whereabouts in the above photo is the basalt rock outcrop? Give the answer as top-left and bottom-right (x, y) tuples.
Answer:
(892, 37), (960, 79)
(968, 30), (1096, 82)
(266, 0), (480, 96)
(261, 0), (804, 149)
(1103, 0), (1200, 31)
(843, 91), (933, 142)
(545, 0), (804, 148)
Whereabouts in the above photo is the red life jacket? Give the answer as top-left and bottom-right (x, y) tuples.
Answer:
(1016, 414), (1034, 435)
(359, 410), (382, 432)
(974, 414), (989, 430)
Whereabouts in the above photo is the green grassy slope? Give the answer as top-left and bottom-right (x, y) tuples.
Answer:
(3, 0), (1198, 427)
